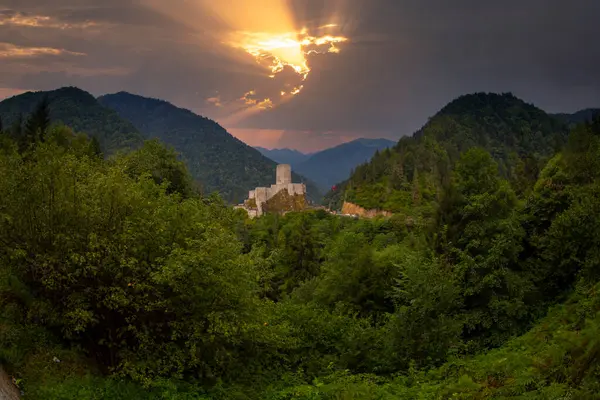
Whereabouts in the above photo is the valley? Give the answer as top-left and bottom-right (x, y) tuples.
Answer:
(1, 88), (600, 398)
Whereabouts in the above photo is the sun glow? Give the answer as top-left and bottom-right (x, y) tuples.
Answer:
(141, 0), (351, 123)
(230, 27), (348, 96)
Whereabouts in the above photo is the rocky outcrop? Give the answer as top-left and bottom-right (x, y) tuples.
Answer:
(0, 366), (20, 400)
(341, 201), (392, 219)
(263, 189), (307, 214)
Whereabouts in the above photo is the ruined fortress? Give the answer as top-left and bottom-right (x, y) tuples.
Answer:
(236, 164), (307, 218)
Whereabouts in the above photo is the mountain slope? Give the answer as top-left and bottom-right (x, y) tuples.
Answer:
(552, 108), (600, 129)
(327, 92), (569, 212)
(294, 138), (396, 191)
(99, 92), (320, 203)
(0, 87), (144, 153)
(255, 147), (310, 166)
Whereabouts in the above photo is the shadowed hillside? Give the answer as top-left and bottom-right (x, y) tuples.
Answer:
(326, 92), (569, 213)
(0, 87), (144, 154)
(99, 92), (320, 203)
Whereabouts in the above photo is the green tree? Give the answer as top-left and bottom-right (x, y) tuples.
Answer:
(89, 135), (103, 158)
(24, 96), (51, 143)
(117, 139), (195, 198)
(438, 148), (531, 348)
(0, 139), (268, 383)
(383, 251), (462, 371)
(522, 119), (600, 300)
(312, 232), (398, 319)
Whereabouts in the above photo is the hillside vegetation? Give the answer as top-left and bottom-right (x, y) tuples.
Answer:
(326, 93), (568, 214)
(0, 94), (600, 399)
(0, 87), (143, 154)
(99, 92), (320, 203)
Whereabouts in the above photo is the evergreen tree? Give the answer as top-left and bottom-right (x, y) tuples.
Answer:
(11, 113), (23, 137)
(24, 96), (51, 143)
(89, 135), (103, 158)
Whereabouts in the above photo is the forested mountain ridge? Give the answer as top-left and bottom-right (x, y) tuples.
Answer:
(0, 87), (144, 154)
(99, 92), (320, 203)
(552, 108), (600, 129)
(326, 92), (570, 213)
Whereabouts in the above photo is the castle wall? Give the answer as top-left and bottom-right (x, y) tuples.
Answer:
(288, 183), (305, 196)
(239, 164), (306, 218)
(255, 187), (269, 215)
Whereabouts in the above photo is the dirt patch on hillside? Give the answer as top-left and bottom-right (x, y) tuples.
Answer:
(0, 366), (19, 400)
(341, 201), (392, 218)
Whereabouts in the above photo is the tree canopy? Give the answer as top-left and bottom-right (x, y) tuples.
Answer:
(1, 96), (600, 399)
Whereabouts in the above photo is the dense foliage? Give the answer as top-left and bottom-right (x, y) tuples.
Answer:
(326, 93), (569, 213)
(99, 92), (321, 203)
(1, 95), (600, 399)
(0, 87), (144, 154)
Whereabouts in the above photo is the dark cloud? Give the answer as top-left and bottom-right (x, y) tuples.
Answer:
(1, 0), (599, 150)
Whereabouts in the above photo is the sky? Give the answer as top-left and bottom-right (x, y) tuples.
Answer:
(1, 0), (599, 152)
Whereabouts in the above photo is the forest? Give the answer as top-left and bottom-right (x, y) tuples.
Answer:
(1, 95), (600, 399)
(0, 87), (320, 205)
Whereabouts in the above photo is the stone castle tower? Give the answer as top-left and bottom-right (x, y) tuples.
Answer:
(236, 164), (306, 218)
(276, 164), (292, 185)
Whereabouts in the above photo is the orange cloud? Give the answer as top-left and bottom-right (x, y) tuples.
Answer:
(143, 0), (349, 124)
(0, 42), (85, 58)
(0, 12), (98, 30)
(206, 96), (223, 107)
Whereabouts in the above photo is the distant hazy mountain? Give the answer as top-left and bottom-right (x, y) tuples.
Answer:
(99, 92), (320, 203)
(255, 147), (311, 166)
(293, 138), (396, 191)
(0, 87), (144, 153)
(552, 108), (600, 128)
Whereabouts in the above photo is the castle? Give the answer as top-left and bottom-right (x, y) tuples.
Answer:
(236, 164), (307, 218)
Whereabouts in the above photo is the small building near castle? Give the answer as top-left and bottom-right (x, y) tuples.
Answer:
(236, 164), (307, 218)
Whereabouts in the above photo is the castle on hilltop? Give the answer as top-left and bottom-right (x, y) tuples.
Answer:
(236, 164), (307, 218)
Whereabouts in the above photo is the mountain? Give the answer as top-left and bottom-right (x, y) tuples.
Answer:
(326, 92), (569, 212)
(99, 92), (320, 203)
(552, 108), (600, 128)
(293, 138), (396, 191)
(255, 147), (310, 166)
(0, 87), (144, 153)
